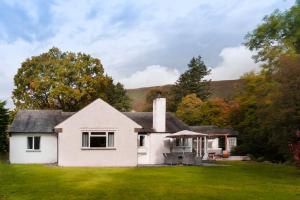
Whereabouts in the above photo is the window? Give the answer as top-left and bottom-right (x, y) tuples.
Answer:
(82, 132), (89, 147)
(138, 135), (145, 147)
(27, 136), (40, 150)
(176, 138), (181, 146)
(90, 132), (106, 147)
(183, 138), (189, 146)
(175, 138), (190, 147)
(228, 137), (237, 150)
(27, 137), (33, 149)
(108, 132), (114, 147)
(81, 131), (115, 148)
(208, 141), (213, 149)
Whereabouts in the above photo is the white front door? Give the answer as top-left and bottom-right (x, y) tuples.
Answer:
(137, 134), (149, 164)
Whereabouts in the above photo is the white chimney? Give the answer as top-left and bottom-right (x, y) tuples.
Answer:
(153, 97), (166, 132)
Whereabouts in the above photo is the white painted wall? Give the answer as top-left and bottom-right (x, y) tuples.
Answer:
(207, 138), (222, 155)
(9, 134), (57, 164)
(153, 98), (166, 132)
(137, 133), (171, 165)
(208, 138), (219, 150)
(55, 99), (141, 167)
(137, 134), (150, 164)
(137, 133), (170, 165)
(148, 133), (170, 164)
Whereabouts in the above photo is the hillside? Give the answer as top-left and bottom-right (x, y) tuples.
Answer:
(126, 79), (244, 111)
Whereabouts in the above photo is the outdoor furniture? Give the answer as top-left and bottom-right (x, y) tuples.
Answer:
(163, 153), (172, 165)
(173, 152), (183, 164)
(208, 152), (216, 160)
(208, 148), (222, 156)
(165, 130), (208, 165)
(182, 153), (196, 165)
(166, 130), (208, 158)
(195, 156), (202, 165)
(164, 153), (179, 165)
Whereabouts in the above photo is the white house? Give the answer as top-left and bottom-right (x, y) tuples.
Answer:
(8, 97), (237, 166)
(9, 98), (191, 166)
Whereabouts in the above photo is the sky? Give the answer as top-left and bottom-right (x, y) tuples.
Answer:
(0, 0), (295, 108)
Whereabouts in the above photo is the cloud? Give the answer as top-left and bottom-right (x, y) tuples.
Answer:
(0, 39), (46, 108)
(122, 45), (260, 89)
(208, 46), (260, 81)
(0, 0), (294, 109)
(121, 65), (180, 89)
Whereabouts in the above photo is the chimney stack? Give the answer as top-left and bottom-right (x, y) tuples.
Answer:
(153, 97), (166, 132)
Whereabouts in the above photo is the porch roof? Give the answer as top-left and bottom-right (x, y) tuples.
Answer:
(190, 125), (238, 136)
(166, 130), (207, 138)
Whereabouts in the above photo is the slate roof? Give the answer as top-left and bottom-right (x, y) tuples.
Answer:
(190, 125), (238, 136)
(9, 110), (190, 134)
(9, 110), (75, 133)
(123, 112), (191, 133)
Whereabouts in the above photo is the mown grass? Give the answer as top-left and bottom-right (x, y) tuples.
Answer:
(0, 161), (299, 200)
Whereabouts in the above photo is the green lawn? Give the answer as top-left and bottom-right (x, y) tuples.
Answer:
(0, 161), (299, 200)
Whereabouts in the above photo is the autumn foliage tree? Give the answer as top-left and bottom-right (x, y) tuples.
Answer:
(229, 72), (277, 159)
(232, 2), (300, 162)
(269, 55), (300, 160)
(175, 94), (203, 125)
(230, 55), (300, 162)
(12, 48), (130, 112)
(176, 94), (236, 127)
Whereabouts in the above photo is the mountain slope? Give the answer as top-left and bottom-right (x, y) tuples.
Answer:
(126, 79), (244, 111)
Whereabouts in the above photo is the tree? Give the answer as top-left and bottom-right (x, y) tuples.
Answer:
(204, 98), (238, 127)
(266, 55), (300, 160)
(176, 94), (235, 127)
(0, 101), (9, 152)
(143, 87), (173, 111)
(170, 56), (211, 111)
(176, 94), (204, 125)
(245, 2), (300, 71)
(237, 2), (300, 162)
(12, 47), (131, 112)
(291, 131), (300, 167)
(106, 82), (131, 112)
(229, 64), (300, 162)
(228, 72), (281, 160)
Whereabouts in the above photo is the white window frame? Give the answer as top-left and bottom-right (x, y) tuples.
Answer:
(27, 136), (41, 151)
(81, 130), (115, 150)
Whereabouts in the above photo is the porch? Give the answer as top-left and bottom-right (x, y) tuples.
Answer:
(164, 130), (208, 165)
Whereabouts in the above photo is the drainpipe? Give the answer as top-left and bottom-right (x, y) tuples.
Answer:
(56, 132), (59, 164)
(54, 128), (62, 165)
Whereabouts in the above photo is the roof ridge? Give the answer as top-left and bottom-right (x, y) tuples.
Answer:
(19, 109), (62, 112)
